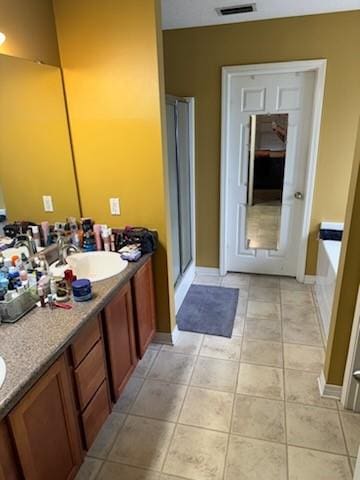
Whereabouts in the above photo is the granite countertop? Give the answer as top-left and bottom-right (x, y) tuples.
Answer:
(0, 254), (151, 420)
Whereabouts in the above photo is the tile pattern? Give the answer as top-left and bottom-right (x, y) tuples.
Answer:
(76, 273), (359, 480)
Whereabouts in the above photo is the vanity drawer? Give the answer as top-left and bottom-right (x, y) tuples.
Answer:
(82, 381), (110, 450)
(71, 316), (101, 368)
(74, 340), (106, 410)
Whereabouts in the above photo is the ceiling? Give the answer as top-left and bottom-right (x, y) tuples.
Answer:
(161, 0), (360, 30)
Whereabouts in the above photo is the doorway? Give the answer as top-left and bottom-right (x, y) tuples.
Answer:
(220, 60), (327, 278)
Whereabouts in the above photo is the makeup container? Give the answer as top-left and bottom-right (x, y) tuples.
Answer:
(72, 279), (92, 302)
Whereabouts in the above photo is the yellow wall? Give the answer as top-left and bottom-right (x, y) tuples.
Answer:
(53, 0), (173, 332)
(325, 120), (360, 385)
(0, 54), (81, 223)
(0, 0), (59, 65)
(0, 186), (5, 210)
(163, 12), (360, 273)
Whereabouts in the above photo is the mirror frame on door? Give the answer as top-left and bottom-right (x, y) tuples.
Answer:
(219, 59), (327, 281)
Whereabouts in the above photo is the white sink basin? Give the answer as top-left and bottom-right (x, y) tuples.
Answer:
(2, 246), (29, 259)
(2, 246), (45, 259)
(0, 357), (6, 389)
(51, 251), (128, 283)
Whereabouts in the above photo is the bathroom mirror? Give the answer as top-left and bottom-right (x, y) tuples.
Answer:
(0, 54), (81, 228)
(246, 113), (288, 250)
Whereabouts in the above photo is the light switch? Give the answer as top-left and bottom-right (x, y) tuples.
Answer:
(109, 198), (120, 215)
(42, 195), (54, 212)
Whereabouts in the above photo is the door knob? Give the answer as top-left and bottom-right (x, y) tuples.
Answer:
(353, 370), (360, 381)
(294, 192), (303, 200)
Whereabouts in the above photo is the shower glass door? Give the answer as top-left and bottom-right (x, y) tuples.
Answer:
(166, 96), (193, 287)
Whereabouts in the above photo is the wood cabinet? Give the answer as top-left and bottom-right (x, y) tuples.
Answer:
(73, 340), (106, 410)
(1, 256), (157, 479)
(8, 354), (82, 480)
(69, 316), (111, 452)
(82, 381), (109, 449)
(103, 282), (137, 401)
(132, 258), (157, 357)
(0, 419), (21, 480)
(71, 317), (101, 368)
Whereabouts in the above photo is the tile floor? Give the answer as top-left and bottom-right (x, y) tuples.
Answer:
(76, 273), (360, 480)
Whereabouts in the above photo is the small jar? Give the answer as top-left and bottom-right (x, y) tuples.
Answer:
(72, 279), (92, 302)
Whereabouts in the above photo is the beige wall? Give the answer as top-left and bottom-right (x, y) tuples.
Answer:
(0, 0), (59, 65)
(53, 0), (174, 333)
(163, 11), (360, 273)
(325, 120), (360, 385)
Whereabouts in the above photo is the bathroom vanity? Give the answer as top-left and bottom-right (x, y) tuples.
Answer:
(0, 254), (156, 480)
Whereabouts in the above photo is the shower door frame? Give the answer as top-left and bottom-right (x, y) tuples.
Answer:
(166, 95), (196, 313)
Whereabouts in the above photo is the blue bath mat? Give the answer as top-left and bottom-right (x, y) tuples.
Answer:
(177, 285), (239, 338)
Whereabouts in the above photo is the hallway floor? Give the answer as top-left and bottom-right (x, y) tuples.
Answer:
(76, 273), (359, 480)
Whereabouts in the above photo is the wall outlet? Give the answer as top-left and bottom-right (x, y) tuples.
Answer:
(109, 197), (120, 215)
(42, 195), (54, 212)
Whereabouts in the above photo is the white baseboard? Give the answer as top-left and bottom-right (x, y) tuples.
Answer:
(175, 263), (195, 314)
(153, 324), (180, 346)
(196, 266), (220, 276)
(304, 275), (316, 285)
(318, 370), (342, 400)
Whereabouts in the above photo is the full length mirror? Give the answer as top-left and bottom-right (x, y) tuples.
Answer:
(0, 54), (80, 236)
(246, 113), (288, 250)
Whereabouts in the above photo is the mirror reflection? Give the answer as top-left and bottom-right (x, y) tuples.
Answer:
(246, 113), (288, 250)
(0, 54), (80, 237)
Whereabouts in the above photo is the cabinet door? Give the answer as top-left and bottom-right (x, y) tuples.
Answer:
(132, 258), (157, 357)
(9, 354), (82, 480)
(0, 419), (21, 480)
(103, 282), (137, 401)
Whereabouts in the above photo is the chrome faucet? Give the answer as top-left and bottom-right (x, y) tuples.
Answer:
(15, 234), (36, 257)
(55, 236), (81, 267)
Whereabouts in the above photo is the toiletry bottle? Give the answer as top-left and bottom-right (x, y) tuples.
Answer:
(38, 286), (46, 307)
(50, 276), (57, 297)
(78, 227), (84, 248)
(11, 255), (20, 267)
(27, 228), (37, 254)
(47, 293), (55, 310)
(93, 224), (102, 251)
(30, 226), (41, 250)
(41, 221), (49, 246)
(83, 231), (96, 251)
(110, 233), (116, 252)
(102, 228), (111, 252)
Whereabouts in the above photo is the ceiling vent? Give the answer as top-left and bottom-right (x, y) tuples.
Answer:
(216, 4), (256, 16)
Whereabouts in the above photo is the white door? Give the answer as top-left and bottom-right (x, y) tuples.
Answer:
(225, 70), (315, 276)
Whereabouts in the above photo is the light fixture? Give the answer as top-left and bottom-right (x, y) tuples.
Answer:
(0, 32), (6, 46)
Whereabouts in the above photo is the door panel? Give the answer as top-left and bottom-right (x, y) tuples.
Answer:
(132, 258), (156, 357)
(9, 354), (82, 480)
(226, 71), (315, 275)
(166, 102), (181, 284)
(103, 283), (137, 401)
(177, 101), (192, 273)
(166, 96), (193, 286)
